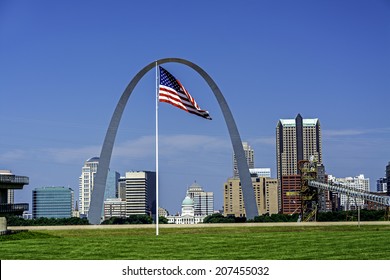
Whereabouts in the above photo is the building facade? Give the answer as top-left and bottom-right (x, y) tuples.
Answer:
(167, 195), (207, 224)
(158, 207), (169, 217)
(32, 186), (74, 219)
(0, 170), (29, 224)
(280, 175), (301, 215)
(233, 142), (254, 178)
(79, 157), (119, 217)
(377, 177), (387, 193)
(223, 176), (278, 218)
(79, 157), (99, 216)
(103, 198), (127, 220)
(276, 114), (322, 212)
(186, 182), (214, 216)
(123, 171), (156, 218)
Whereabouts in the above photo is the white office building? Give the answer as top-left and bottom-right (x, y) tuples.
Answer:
(79, 157), (119, 217)
(186, 182), (214, 216)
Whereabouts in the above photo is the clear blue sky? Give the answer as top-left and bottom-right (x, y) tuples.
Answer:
(1, 0), (389, 214)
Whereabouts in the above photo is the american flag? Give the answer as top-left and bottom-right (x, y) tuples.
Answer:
(159, 66), (211, 120)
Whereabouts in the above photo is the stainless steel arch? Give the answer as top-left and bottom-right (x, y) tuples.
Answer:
(88, 58), (258, 224)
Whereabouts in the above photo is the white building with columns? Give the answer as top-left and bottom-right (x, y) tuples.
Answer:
(167, 194), (207, 224)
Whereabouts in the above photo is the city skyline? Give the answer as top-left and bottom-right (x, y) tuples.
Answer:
(1, 1), (389, 215)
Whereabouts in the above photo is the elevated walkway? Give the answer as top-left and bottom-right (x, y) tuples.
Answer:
(308, 180), (390, 206)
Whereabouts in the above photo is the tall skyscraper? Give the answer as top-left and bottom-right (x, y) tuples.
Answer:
(32, 186), (74, 219)
(79, 157), (99, 216)
(79, 157), (119, 217)
(233, 142), (254, 178)
(186, 181), (214, 216)
(276, 114), (322, 212)
(124, 171), (156, 218)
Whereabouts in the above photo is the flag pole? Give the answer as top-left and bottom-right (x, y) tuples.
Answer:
(155, 61), (159, 236)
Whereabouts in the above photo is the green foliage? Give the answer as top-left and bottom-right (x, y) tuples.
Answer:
(203, 213), (235, 223)
(317, 210), (386, 222)
(101, 215), (153, 225)
(159, 216), (168, 224)
(5, 216), (90, 226)
(250, 210), (387, 223)
(253, 213), (300, 223)
(176, 210), (387, 224)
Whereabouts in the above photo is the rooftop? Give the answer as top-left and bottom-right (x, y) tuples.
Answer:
(86, 157), (100, 162)
(279, 118), (319, 127)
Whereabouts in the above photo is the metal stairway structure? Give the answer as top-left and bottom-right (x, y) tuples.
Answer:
(296, 159), (390, 222)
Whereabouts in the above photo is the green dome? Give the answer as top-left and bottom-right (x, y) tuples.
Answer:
(182, 196), (194, 206)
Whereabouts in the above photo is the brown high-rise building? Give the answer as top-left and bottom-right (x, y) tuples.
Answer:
(281, 175), (301, 214)
(276, 114), (322, 213)
(223, 177), (278, 218)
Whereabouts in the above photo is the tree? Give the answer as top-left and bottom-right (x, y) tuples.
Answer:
(159, 216), (168, 224)
(203, 213), (235, 223)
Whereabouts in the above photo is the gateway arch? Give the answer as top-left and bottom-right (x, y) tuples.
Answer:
(88, 58), (258, 224)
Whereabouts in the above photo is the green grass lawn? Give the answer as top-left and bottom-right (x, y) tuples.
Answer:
(1, 225), (390, 260)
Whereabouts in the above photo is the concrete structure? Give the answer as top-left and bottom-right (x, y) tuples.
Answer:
(79, 157), (119, 217)
(32, 186), (74, 219)
(224, 176), (278, 218)
(0, 217), (6, 232)
(0, 170), (29, 219)
(233, 142), (254, 178)
(186, 181), (214, 216)
(103, 198), (126, 220)
(123, 171), (156, 218)
(276, 114), (322, 212)
(328, 174), (370, 210)
(167, 195), (207, 224)
(88, 58), (258, 224)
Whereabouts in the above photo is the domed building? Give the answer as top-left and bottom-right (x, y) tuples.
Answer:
(167, 193), (207, 224)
